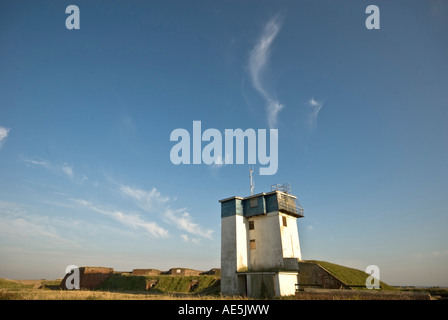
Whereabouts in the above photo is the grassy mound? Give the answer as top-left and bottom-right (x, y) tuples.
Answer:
(97, 274), (220, 295)
(306, 260), (395, 290)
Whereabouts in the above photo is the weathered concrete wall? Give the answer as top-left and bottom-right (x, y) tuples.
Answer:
(247, 274), (276, 298)
(298, 262), (349, 289)
(283, 258), (299, 271)
(200, 268), (221, 276)
(221, 214), (248, 295)
(242, 194), (266, 217)
(279, 213), (301, 260)
(165, 268), (202, 276)
(247, 212), (283, 271)
(132, 269), (161, 276)
(220, 197), (243, 217)
(247, 212), (301, 271)
(278, 273), (299, 296)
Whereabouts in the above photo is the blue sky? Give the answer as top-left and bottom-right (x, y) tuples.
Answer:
(1, 0), (447, 286)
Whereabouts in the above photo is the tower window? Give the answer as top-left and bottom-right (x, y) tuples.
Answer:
(250, 239), (256, 250)
(250, 198), (258, 208)
(282, 216), (287, 227)
(249, 221), (254, 230)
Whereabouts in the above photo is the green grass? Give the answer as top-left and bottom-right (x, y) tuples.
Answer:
(0, 259), (398, 300)
(399, 286), (448, 298)
(0, 279), (35, 290)
(42, 279), (62, 286)
(0, 276), (223, 300)
(306, 260), (395, 290)
(97, 274), (220, 295)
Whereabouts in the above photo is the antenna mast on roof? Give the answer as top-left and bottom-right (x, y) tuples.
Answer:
(249, 166), (254, 195)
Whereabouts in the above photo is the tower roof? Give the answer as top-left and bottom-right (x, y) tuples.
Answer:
(219, 190), (296, 203)
(219, 190), (304, 218)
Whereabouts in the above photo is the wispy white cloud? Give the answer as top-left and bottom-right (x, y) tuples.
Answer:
(211, 155), (224, 168)
(248, 15), (284, 128)
(23, 158), (49, 167)
(0, 201), (78, 247)
(21, 157), (87, 183)
(181, 233), (203, 245)
(120, 184), (213, 240)
(164, 207), (213, 240)
(431, 250), (448, 257)
(307, 97), (324, 130)
(0, 126), (10, 148)
(210, 154), (231, 170)
(413, 249), (448, 259)
(61, 163), (74, 179)
(72, 198), (169, 238)
(119, 184), (169, 211)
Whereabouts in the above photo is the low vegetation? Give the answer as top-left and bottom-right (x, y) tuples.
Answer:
(98, 274), (221, 295)
(0, 278), (35, 290)
(0, 278), (235, 300)
(1, 261), (445, 300)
